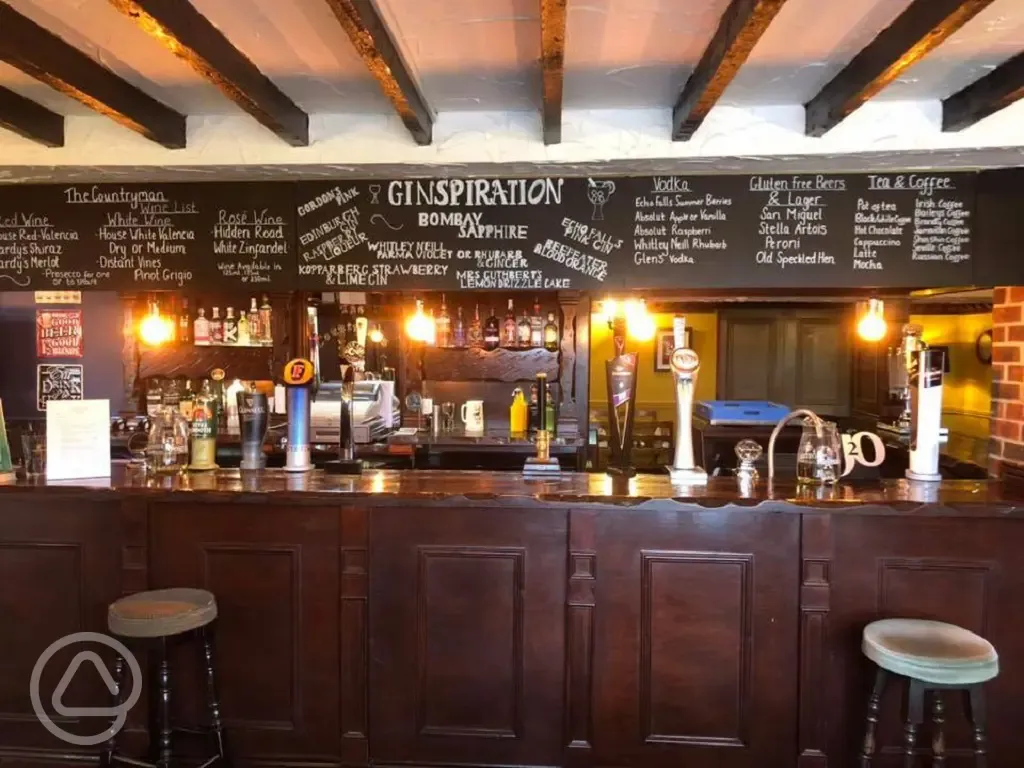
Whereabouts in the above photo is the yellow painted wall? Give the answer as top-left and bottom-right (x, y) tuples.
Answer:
(909, 312), (992, 440)
(590, 312), (718, 415)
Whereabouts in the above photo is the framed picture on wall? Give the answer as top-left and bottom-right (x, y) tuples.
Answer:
(655, 328), (691, 372)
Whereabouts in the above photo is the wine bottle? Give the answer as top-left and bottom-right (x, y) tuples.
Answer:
(544, 312), (559, 351)
(503, 299), (517, 347)
(483, 307), (500, 351)
(453, 306), (466, 347)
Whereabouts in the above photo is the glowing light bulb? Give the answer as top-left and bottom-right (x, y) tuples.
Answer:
(627, 299), (656, 342)
(857, 298), (887, 342)
(139, 305), (172, 346)
(601, 298), (618, 324)
(368, 325), (384, 344)
(405, 300), (435, 344)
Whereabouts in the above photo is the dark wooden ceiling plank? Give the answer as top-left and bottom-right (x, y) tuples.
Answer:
(672, 0), (789, 141)
(943, 51), (1024, 131)
(0, 86), (63, 147)
(805, 0), (998, 137)
(540, 0), (567, 145)
(321, 0), (432, 145)
(0, 3), (185, 148)
(108, 0), (308, 146)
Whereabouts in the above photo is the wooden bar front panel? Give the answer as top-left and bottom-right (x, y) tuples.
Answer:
(803, 514), (1024, 768)
(580, 506), (800, 768)
(369, 505), (567, 767)
(148, 502), (340, 761)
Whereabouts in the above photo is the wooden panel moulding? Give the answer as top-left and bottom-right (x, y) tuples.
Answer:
(565, 508), (597, 767)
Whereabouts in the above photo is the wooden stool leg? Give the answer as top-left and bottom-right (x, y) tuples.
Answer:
(859, 667), (888, 767)
(930, 691), (945, 768)
(964, 685), (988, 768)
(100, 654), (127, 768)
(201, 624), (232, 767)
(156, 639), (172, 768)
(903, 678), (925, 768)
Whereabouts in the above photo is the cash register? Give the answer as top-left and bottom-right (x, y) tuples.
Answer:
(311, 380), (399, 444)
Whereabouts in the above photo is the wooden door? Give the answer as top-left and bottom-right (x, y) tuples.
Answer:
(718, 311), (779, 402)
(149, 502), (340, 760)
(575, 506), (800, 768)
(369, 505), (567, 767)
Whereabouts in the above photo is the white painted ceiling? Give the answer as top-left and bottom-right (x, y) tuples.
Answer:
(0, 0), (1022, 126)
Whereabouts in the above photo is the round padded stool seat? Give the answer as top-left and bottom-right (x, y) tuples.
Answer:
(108, 588), (217, 638)
(863, 618), (998, 685)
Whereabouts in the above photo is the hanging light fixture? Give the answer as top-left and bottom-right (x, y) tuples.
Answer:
(625, 298), (656, 342)
(405, 299), (435, 344)
(138, 297), (173, 346)
(857, 298), (887, 342)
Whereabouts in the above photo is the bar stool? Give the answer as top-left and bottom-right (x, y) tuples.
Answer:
(859, 618), (999, 767)
(102, 588), (231, 768)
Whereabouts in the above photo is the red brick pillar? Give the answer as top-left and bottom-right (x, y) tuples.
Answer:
(990, 286), (1024, 477)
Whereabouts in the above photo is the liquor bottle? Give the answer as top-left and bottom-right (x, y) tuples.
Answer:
(209, 307), (223, 345)
(503, 299), (517, 347)
(238, 308), (250, 346)
(193, 307), (210, 346)
(247, 297), (261, 343)
(259, 295), (273, 345)
(179, 380), (194, 420)
(517, 310), (531, 347)
(453, 306), (466, 347)
(483, 306), (500, 351)
(468, 304), (483, 348)
(544, 311), (559, 351)
(437, 294), (452, 347)
(223, 307), (239, 345)
(530, 298), (544, 348)
(178, 298), (191, 344)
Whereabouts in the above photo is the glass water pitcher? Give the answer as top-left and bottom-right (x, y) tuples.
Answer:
(796, 418), (842, 485)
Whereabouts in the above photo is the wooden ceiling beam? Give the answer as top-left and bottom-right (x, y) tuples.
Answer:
(108, 0), (309, 146)
(805, 0), (998, 137)
(0, 3), (185, 148)
(943, 51), (1024, 131)
(540, 0), (567, 145)
(322, 0), (432, 145)
(0, 87), (63, 147)
(672, 0), (789, 141)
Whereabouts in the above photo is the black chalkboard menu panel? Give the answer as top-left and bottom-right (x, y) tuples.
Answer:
(975, 168), (1024, 288)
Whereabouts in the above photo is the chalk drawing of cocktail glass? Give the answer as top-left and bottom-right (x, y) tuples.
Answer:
(587, 179), (616, 220)
(369, 184), (382, 204)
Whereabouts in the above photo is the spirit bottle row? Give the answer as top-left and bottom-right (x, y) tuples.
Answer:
(192, 295), (273, 347)
(433, 296), (558, 352)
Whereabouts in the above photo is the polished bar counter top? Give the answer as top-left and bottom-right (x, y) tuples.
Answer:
(3, 465), (1022, 514)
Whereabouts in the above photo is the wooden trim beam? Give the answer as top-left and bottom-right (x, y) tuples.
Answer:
(943, 52), (1024, 131)
(672, 0), (789, 141)
(108, 0), (309, 146)
(322, 0), (432, 145)
(0, 4), (185, 148)
(540, 0), (567, 145)
(0, 87), (63, 147)
(805, 0), (997, 137)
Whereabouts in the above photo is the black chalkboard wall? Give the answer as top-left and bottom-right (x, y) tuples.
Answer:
(0, 170), (1017, 292)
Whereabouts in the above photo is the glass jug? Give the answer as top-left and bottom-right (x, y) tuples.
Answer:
(145, 405), (190, 474)
(796, 418), (841, 485)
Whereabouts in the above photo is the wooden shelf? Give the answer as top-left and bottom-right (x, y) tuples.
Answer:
(421, 346), (559, 383)
(138, 344), (275, 381)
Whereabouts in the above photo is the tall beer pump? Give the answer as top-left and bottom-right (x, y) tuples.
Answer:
(282, 357), (315, 473)
(325, 364), (362, 475)
(605, 314), (639, 477)
(905, 347), (946, 483)
(667, 316), (707, 484)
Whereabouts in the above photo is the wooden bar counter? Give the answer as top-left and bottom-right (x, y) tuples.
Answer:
(1, 469), (1023, 768)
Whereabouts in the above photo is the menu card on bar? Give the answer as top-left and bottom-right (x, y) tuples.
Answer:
(46, 399), (111, 480)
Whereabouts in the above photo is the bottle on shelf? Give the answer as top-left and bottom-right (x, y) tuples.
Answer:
(503, 299), (518, 348)
(193, 307), (210, 346)
(223, 307), (239, 345)
(238, 307), (250, 346)
(427, 307), (437, 346)
(517, 309), (532, 348)
(248, 297), (261, 343)
(178, 298), (191, 344)
(544, 312), (559, 352)
(179, 380), (194, 419)
(483, 306), (500, 351)
(437, 294), (452, 347)
(530, 298), (544, 348)
(468, 304), (483, 348)
(259, 295), (273, 345)
(453, 306), (466, 347)
(209, 307), (223, 345)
